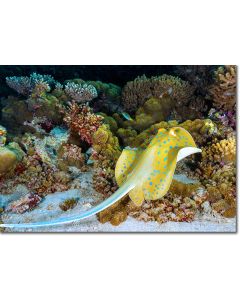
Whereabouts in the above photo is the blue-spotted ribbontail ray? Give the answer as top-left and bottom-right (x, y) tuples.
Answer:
(0, 127), (201, 228)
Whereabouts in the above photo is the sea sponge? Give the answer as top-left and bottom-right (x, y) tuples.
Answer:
(122, 74), (194, 113)
(209, 65), (236, 111)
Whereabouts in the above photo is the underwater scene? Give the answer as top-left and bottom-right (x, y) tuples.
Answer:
(0, 65), (237, 232)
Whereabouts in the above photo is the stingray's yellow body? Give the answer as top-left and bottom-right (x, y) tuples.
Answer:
(115, 127), (201, 206)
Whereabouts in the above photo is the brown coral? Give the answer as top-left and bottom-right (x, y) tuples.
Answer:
(122, 74), (195, 113)
(209, 65), (236, 111)
(201, 137), (236, 165)
(59, 198), (78, 211)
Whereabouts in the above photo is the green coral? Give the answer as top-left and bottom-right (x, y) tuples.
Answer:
(97, 113), (118, 133)
(119, 96), (173, 132)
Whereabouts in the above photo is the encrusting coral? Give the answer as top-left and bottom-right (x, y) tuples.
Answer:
(209, 65), (236, 112)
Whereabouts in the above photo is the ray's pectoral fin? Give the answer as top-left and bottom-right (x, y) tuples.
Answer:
(129, 184), (145, 206)
(115, 148), (143, 186)
(176, 147), (202, 162)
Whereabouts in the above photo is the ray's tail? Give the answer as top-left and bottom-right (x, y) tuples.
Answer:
(0, 182), (134, 229)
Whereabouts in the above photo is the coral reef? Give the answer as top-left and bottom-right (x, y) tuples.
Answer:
(91, 124), (121, 197)
(196, 136), (236, 217)
(99, 180), (207, 225)
(116, 118), (217, 148)
(64, 82), (98, 103)
(122, 74), (195, 113)
(0, 67), (237, 230)
(57, 143), (86, 171)
(209, 65), (236, 111)
(1, 95), (64, 134)
(6, 72), (56, 96)
(63, 102), (103, 145)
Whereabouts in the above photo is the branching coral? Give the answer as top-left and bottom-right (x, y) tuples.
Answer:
(122, 74), (195, 113)
(209, 65), (236, 111)
(63, 102), (103, 145)
(64, 82), (98, 103)
(6, 72), (57, 97)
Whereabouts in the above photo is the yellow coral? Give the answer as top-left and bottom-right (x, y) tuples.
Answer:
(202, 137), (236, 164)
(92, 124), (121, 163)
